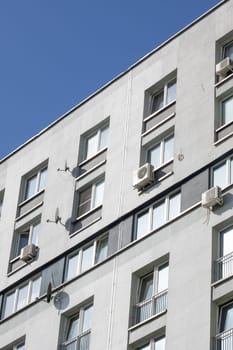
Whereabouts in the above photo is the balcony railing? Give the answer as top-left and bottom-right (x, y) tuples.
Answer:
(215, 252), (233, 281)
(215, 328), (233, 350)
(62, 330), (91, 350)
(135, 289), (168, 324)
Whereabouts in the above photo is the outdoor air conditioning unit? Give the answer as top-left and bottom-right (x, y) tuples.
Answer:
(216, 57), (233, 78)
(20, 244), (37, 262)
(133, 163), (154, 190)
(201, 186), (223, 209)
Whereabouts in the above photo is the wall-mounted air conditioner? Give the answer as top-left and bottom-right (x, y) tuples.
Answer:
(201, 186), (223, 209)
(133, 163), (154, 190)
(216, 57), (233, 78)
(20, 244), (37, 262)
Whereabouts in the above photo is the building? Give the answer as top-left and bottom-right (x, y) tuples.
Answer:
(1, 1), (233, 349)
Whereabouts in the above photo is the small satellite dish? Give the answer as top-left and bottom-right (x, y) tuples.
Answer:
(55, 207), (61, 224)
(57, 160), (70, 172)
(46, 282), (53, 303)
(53, 291), (70, 310)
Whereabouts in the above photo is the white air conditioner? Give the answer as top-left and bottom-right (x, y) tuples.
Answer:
(216, 57), (233, 78)
(201, 186), (223, 209)
(133, 163), (154, 189)
(20, 244), (37, 262)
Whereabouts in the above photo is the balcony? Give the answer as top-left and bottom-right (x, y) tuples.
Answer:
(215, 252), (233, 281)
(135, 289), (168, 324)
(62, 330), (91, 350)
(215, 328), (233, 350)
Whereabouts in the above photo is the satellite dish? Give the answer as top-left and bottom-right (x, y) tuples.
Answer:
(55, 208), (61, 224)
(53, 291), (70, 310)
(57, 160), (70, 172)
(46, 282), (53, 303)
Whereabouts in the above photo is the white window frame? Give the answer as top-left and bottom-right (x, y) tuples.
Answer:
(65, 234), (109, 281)
(136, 335), (166, 350)
(218, 94), (233, 128)
(223, 40), (233, 59)
(83, 124), (109, 161)
(12, 221), (40, 260)
(2, 275), (41, 318)
(149, 77), (176, 115)
(135, 191), (181, 239)
(23, 166), (48, 201)
(77, 178), (105, 218)
(147, 133), (174, 170)
(212, 156), (233, 189)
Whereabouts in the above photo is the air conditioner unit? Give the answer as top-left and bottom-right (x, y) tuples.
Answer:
(201, 186), (223, 209)
(20, 244), (37, 262)
(133, 163), (154, 190)
(216, 57), (233, 77)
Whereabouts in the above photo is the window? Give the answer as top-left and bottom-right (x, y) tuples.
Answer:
(2, 276), (41, 318)
(223, 40), (233, 60)
(135, 264), (168, 324)
(216, 225), (233, 280)
(137, 336), (166, 350)
(65, 235), (109, 281)
(212, 156), (233, 188)
(216, 301), (233, 350)
(83, 124), (109, 161)
(150, 78), (176, 115)
(135, 192), (181, 239)
(62, 303), (93, 350)
(0, 189), (4, 218)
(148, 134), (174, 169)
(77, 178), (105, 217)
(220, 95), (233, 126)
(13, 221), (40, 259)
(23, 166), (47, 201)
(3, 341), (25, 350)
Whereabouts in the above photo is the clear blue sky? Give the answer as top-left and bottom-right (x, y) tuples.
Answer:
(0, 0), (221, 159)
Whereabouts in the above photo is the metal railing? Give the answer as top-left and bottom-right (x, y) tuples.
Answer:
(62, 330), (91, 350)
(135, 289), (168, 324)
(215, 252), (233, 280)
(215, 328), (233, 350)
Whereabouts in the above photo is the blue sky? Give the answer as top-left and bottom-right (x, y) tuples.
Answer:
(0, 0), (221, 159)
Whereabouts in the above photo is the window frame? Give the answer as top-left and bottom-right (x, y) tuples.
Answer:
(82, 123), (109, 162)
(77, 178), (105, 218)
(134, 191), (181, 240)
(147, 133), (174, 170)
(211, 155), (233, 189)
(21, 165), (48, 202)
(149, 77), (177, 116)
(136, 335), (166, 350)
(223, 40), (233, 60)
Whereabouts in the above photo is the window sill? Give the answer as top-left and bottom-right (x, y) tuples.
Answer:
(75, 160), (106, 182)
(216, 120), (233, 133)
(143, 100), (176, 123)
(215, 72), (233, 88)
(142, 113), (175, 138)
(211, 274), (233, 288)
(138, 168), (174, 195)
(70, 216), (102, 237)
(18, 189), (45, 207)
(214, 130), (233, 145)
(15, 201), (44, 221)
(128, 309), (167, 332)
(78, 147), (108, 167)
(74, 205), (103, 222)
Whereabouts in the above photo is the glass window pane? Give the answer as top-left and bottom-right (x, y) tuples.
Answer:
(17, 233), (29, 255)
(95, 236), (108, 263)
(157, 265), (169, 293)
(164, 135), (174, 163)
(93, 180), (104, 208)
(155, 337), (166, 350)
(31, 222), (40, 246)
(167, 79), (176, 104)
(67, 316), (79, 340)
(4, 292), (15, 317)
(151, 90), (164, 113)
(25, 174), (37, 199)
(220, 303), (233, 332)
(213, 162), (227, 188)
(82, 305), (93, 332)
(30, 276), (41, 302)
(221, 227), (233, 256)
(17, 345), (25, 350)
(78, 187), (92, 216)
(153, 201), (165, 229)
(99, 126), (109, 150)
(169, 192), (181, 220)
(224, 41), (233, 60)
(38, 168), (47, 192)
(86, 133), (98, 159)
(66, 253), (79, 280)
(139, 273), (153, 301)
(231, 158), (233, 184)
(222, 96), (233, 125)
(137, 344), (150, 350)
(16, 284), (29, 311)
(136, 210), (150, 239)
(148, 144), (161, 168)
(81, 245), (94, 273)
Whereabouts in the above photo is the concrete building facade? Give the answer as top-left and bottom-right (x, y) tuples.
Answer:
(1, 1), (233, 349)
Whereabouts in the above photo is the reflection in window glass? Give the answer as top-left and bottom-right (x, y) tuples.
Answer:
(164, 135), (174, 163)
(94, 180), (105, 208)
(139, 273), (153, 302)
(31, 222), (40, 246)
(81, 245), (94, 273)
(86, 132), (98, 159)
(16, 285), (28, 311)
(38, 168), (47, 192)
(4, 292), (15, 318)
(222, 96), (233, 125)
(100, 126), (109, 150)
(67, 254), (79, 281)
(153, 201), (165, 229)
(83, 305), (93, 332)
(136, 210), (150, 239)
(213, 162), (227, 188)
(25, 174), (37, 200)
(220, 303), (233, 332)
(158, 265), (169, 293)
(169, 192), (181, 220)
(67, 315), (79, 340)
(95, 236), (108, 264)
(167, 79), (176, 104)
(151, 90), (164, 113)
